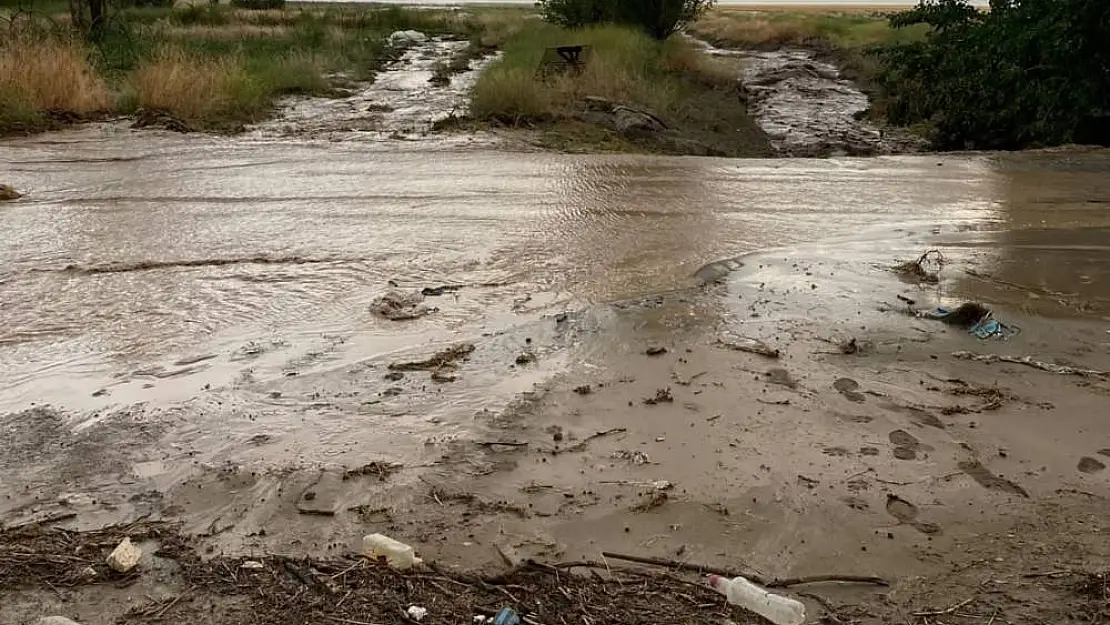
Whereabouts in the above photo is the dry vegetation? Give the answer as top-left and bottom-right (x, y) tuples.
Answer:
(0, 3), (490, 134)
(0, 35), (111, 129)
(128, 48), (246, 122)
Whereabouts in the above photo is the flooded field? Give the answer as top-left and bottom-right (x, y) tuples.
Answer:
(2, 35), (1108, 625)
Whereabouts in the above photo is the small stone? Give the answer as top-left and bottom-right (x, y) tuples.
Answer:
(106, 537), (142, 573)
(406, 606), (428, 621)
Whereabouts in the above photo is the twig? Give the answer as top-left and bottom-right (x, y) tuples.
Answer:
(599, 552), (888, 587)
(328, 559), (363, 580)
(913, 597), (975, 617)
(476, 441), (529, 448)
(545, 428), (627, 454)
(153, 585), (194, 618)
(952, 351), (1108, 379)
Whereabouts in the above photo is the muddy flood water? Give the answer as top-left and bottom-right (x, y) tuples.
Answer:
(2, 50), (1110, 625)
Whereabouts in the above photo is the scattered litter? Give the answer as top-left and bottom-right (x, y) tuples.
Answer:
(612, 450), (651, 465)
(372, 290), (434, 321)
(893, 250), (945, 283)
(492, 608), (520, 625)
(240, 561), (265, 570)
(708, 574), (806, 625)
(474, 617), (488, 624)
(718, 335), (780, 358)
(953, 351), (1108, 379)
(407, 606), (428, 621)
(651, 480), (674, 491)
(918, 303), (1018, 340)
(644, 388), (674, 404)
(106, 537), (142, 573)
(363, 533), (422, 570)
(389, 343), (475, 371)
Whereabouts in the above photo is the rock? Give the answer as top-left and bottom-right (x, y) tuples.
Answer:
(584, 95), (615, 112)
(371, 290), (432, 320)
(106, 537), (142, 573)
(389, 30), (427, 46)
(612, 105), (667, 136)
(1, 183), (21, 201)
(34, 618), (82, 625)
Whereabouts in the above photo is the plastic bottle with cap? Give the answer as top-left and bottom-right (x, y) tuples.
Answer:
(707, 574), (806, 625)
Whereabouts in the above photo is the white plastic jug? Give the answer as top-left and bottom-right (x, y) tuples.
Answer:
(362, 534), (420, 570)
(708, 574), (806, 625)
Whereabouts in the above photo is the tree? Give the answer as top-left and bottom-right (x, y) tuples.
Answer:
(537, 0), (716, 40)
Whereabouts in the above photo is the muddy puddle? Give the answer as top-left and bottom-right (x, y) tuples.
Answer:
(249, 36), (498, 144)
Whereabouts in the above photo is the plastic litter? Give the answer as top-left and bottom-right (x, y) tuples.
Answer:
(916, 303), (1018, 340)
(406, 606), (428, 621)
(362, 534), (422, 570)
(707, 574), (806, 625)
(492, 608), (520, 625)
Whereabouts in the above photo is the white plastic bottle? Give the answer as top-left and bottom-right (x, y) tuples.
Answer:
(362, 534), (422, 570)
(707, 574), (807, 625)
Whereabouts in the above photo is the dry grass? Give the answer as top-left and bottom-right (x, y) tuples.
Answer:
(0, 36), (111, 115)
(128, 48), (246, 121)
(161, 23), (291, 39)
(690, 9), (928, 50)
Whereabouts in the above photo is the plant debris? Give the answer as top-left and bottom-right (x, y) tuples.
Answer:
(343, 461), (403, 481)
(717, 335), (780, 358)
(371, 290), (434, 320)
(643, 388), (674, 405)
(389, 343), (475, 371)
(893, 249), (945, 283)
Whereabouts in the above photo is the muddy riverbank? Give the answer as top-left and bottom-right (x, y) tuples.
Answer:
(3, 133), (1110, 623)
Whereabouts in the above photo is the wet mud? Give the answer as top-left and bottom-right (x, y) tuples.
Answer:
(694, 40), (928, 156)
(3, 99), (1110, 625)
(248, 37), (498, 144)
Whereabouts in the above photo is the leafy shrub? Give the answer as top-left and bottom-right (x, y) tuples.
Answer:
(877, 0), (1110, 150)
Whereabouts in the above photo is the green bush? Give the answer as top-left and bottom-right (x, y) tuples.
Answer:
(537, 0), (715, 40)
(877, 0), (1110, 150)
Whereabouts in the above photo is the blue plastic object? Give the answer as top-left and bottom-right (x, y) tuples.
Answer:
(493, 608), (520, 625)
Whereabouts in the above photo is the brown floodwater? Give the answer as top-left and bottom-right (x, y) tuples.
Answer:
(2, 128), (1109, 528)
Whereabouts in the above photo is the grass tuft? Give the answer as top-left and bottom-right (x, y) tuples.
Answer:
(0, 36), (111, 122)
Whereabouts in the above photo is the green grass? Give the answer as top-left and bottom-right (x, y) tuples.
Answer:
(472, 22), (686, 122)
(469, 21), (769, 156)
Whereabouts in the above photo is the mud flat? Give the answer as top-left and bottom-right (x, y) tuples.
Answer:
(3, 116), (1110, 623)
